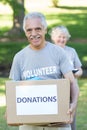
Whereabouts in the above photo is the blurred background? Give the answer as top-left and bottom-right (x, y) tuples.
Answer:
(0, 0), (87, 130)
(0, 0), (87, 77)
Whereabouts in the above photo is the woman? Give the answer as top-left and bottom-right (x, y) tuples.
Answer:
(50, 25), (83, 130)
(50, 25), (83, 78)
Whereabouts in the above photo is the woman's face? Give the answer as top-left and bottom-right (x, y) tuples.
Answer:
(52, 31), (68, 48)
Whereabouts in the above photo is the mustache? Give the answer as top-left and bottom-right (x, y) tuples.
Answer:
(29, 35), (40, 40)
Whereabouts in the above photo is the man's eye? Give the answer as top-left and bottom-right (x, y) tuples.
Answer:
(35, 28), (42, 31)
(27, 29), (32, 32)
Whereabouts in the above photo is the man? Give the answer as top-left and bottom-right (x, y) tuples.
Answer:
(9, 12), (79, 130)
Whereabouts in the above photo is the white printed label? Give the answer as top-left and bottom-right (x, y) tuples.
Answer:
(16, 84), (58, 115)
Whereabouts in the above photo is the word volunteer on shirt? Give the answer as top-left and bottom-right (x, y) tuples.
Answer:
(23, 66), (57, 79)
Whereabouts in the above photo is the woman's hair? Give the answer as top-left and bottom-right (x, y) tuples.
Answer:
(23, 12), (47, 32)
(50, 25), (71, 40)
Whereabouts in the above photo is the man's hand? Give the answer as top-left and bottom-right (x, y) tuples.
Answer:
(67, 103), (76, 124)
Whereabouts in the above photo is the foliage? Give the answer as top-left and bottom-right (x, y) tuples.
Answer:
(67, 42), (87, 69)
(0, 42), (27, 66)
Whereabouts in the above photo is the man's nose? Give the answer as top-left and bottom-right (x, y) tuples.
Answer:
(31, 29), (37, 35)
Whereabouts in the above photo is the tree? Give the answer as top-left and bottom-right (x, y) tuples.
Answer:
(1, 0), (25, 36)
(52, 0), (59, 7)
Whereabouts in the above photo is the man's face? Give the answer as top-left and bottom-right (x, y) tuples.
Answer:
(25, 18), (47, 50)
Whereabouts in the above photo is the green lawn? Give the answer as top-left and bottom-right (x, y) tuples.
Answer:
(0, 78), (87, 130)
(76, 79), (87, 130)
(0, 6), (87, 39)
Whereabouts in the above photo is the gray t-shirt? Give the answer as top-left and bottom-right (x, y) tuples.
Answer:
(64, 46), (82, 69)
(9, 42), (72, 80)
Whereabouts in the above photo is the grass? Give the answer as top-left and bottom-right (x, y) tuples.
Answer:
(76, 79), (87, 130)
(0, 78), (87, 130)
(46, 7), (87, 39)
(0, 77), (18, 130)
(0, 105), (18, 130)
(0, 6), (87, 39)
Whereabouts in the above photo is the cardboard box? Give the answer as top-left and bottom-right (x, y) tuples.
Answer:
(5, 79), (70, 126)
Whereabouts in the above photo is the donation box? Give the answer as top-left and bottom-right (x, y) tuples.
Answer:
(5, 79), (70, 126)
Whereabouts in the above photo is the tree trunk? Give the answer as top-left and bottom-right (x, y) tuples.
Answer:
(8, 0), (25, 36)
(52, 0), (58, 7)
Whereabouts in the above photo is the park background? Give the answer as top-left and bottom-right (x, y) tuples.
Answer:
(0, 0), (87, 130)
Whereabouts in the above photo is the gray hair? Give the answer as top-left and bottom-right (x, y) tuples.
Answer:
(23, 12), (47, 32)
(50, 25), (71, 40)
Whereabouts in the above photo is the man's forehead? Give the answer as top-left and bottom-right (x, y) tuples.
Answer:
(25, 18), (44, 30)
(26, 17), (42, 23)
(26, 18), (42, 24)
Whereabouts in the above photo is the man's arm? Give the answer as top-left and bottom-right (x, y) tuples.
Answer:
(64, 71), (80, 123)
(74, 67), (83, 78)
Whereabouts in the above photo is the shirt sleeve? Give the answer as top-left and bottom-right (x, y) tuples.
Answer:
(73, 49), (82, 68)
(59, 50), (73, 75)
(9, 54), (21, 80)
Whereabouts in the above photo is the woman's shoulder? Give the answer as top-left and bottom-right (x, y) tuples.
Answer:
(65, 45), (76, 52)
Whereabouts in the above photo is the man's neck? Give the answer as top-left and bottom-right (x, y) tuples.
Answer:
(29, 41), (47, 50)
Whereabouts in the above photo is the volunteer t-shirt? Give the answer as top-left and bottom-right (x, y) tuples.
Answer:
(9, 42), (72, 80)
